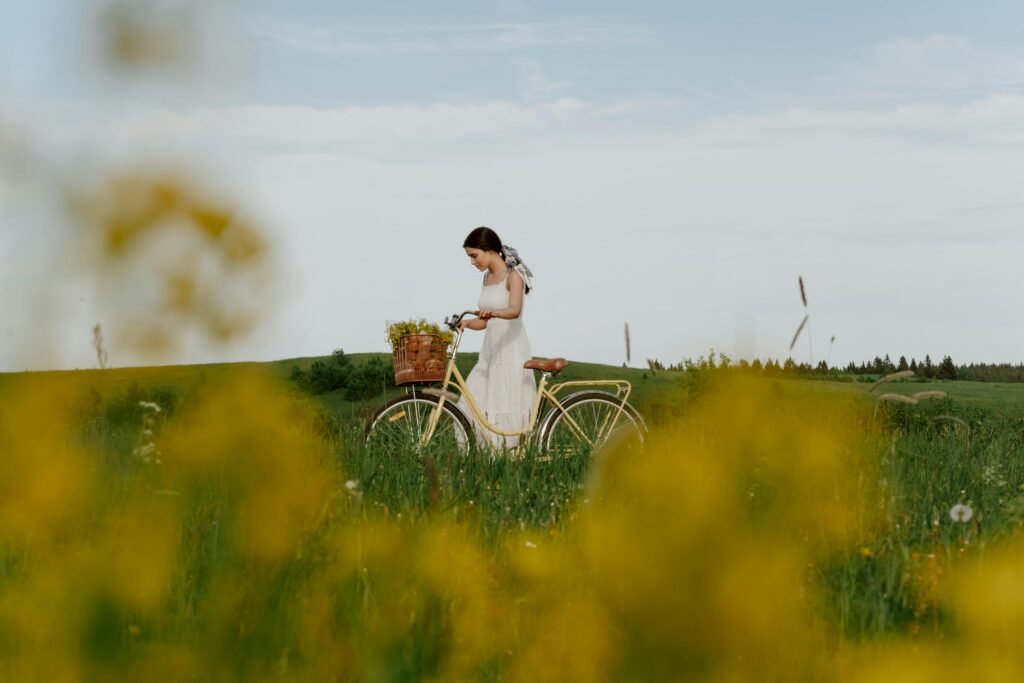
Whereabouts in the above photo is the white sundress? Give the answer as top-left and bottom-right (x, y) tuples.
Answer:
(457, 268), (537, 450)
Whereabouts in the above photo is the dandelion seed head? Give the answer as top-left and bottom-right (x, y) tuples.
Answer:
(950, 503), (974, 523)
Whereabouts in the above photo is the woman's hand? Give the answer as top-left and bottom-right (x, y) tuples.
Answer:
(478, 309), (494, 320)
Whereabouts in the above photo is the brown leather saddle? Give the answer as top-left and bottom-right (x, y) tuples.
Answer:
(523, 357), (568, 375)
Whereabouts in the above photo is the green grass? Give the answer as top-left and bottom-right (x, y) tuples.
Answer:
(6, 357), (1024, 649)
(783, 377), (1024, 637)
(0, 352), (689, 429)
(794, 377), (1024, 418)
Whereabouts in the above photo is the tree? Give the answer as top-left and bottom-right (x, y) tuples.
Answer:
(898, 356), (909, 371)
(910, 358), (918, 373)
(921, 355), (935, 379)
(937, 355), (958, 381)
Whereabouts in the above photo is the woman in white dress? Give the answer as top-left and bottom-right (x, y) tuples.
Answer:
(456, 227), (536, 452)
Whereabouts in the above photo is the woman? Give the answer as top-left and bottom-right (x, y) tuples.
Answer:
(456, 226), (536, 451)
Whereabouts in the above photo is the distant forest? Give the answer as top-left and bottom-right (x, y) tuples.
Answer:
(647, 353), (1024, 383)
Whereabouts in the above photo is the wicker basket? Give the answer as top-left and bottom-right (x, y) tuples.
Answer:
(392, 333), (449, 385)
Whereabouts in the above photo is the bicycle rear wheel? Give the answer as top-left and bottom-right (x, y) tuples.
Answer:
(365, 395), (472, 458)
(541, 392), (645, 457)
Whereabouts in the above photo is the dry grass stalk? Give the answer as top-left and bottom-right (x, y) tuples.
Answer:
(789, 314), (809, 352)
(624, 323), (631, 364)
(878, 393), (917, 404)
(423, 456), (440, 509)
(932, 414), (970, 430)
(799, 276), (808, 307)
(869, 370), (915, 392)
(912, 391), (947, 401)
(92, 323), (109, 370)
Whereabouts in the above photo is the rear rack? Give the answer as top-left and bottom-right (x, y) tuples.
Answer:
(547, 379), (631, 402)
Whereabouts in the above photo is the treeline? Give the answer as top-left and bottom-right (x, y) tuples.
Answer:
(647, 352), (1024, 383)
(840, 354), (958, 380)
(290, 349), (393, 399)
(836, 355), (1024, 382)
(957, 363), (1024, 383)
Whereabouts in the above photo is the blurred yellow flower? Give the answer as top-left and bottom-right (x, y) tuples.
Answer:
(70, 170), (274, 359)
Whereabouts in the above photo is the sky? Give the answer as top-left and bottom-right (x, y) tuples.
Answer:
(2, 0), (1024, 371)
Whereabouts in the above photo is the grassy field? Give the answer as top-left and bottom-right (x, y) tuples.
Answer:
(797, 376), (1024, 418)
(0, 352), (689, 428)
(3, 356), (1024, 680)
(14, 351), (1022, 421)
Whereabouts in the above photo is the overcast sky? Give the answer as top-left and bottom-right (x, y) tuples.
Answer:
(2, 1), (1024, 372)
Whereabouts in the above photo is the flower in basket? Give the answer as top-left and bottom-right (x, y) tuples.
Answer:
(385, 318), (454, 348)
(387, 318), (452, 385)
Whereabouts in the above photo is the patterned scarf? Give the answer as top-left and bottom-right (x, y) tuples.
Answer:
(500, 245), (534, 292)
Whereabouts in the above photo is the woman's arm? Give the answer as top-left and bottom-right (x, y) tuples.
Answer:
(457, 317), (488, 331)
(479, 271), (525, 320)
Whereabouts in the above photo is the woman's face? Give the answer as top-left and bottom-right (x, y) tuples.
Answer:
(465, 247), (494, 271)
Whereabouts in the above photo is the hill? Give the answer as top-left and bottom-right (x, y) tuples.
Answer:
(0, 352), (689, 428)
(5, 355), (1022, 427)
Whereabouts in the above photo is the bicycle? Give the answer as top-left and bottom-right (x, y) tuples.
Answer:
(365, 310), (647, 458)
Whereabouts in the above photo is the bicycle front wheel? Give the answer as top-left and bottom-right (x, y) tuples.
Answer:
(365, 395), (473, 458)
(541, 392), (646, 457)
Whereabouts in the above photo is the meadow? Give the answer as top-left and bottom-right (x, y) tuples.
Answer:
(4, 353), (1024, 681)
(8, 3), (1024, 678)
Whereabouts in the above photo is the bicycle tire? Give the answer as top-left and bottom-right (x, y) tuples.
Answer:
(539, 392), (646, 457)
(365, 394), (474, 457)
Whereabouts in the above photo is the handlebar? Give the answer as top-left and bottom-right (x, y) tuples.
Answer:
(444, 310), (480, 331)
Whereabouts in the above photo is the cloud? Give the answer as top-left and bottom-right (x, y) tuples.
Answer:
(109, 98), (596, 150)
(847, 34), (1024, 93)
(118, 93), (1024, 159)
(513, 59), (573, 102)
(243, 14), (655, 56)
(694, 95), (1024, 147)
(9, 31), (1024, 370)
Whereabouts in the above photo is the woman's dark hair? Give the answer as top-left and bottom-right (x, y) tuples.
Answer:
(463, 225), (531, 294)
(463, 226), (502, 253)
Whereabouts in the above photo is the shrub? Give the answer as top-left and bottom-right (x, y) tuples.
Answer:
(296, 348), (352, 395)
(292, 349), (393, 399)
(346, 356), (392, 401)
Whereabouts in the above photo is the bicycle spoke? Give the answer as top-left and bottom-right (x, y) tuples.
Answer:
(545, 396), (643, 458)
(367, 397), (470, 458)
